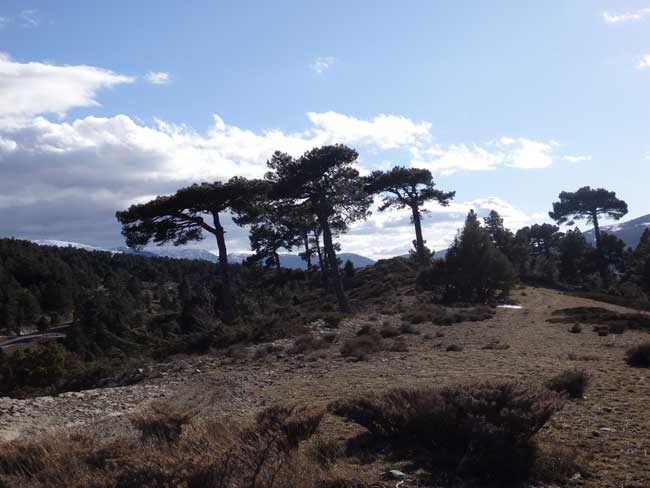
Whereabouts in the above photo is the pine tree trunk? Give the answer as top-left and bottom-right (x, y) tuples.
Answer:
(318, 208), (351, 313)
(592, 212), (609, 287)
(314, 230), (328, 287)
(303, 232), (312, 271)
(274, 251), (281, 272)
(212, 211), (235, 324)
(412, 205), (428, 266)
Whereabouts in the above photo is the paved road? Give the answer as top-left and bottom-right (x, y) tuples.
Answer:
(0, 323), (72, 349)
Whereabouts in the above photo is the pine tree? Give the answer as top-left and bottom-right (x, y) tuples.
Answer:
(550, 186), (628, 285)
(265, 146), (371, 312)
(444, 210), (515, 302)
(116, 177), (266, 323)
(366, 166), (455, 266)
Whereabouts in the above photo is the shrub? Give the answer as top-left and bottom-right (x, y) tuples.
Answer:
(545, 369), (589, 399)
(379, 325), (400, 338)
(340, 335), (383, 361)
(446, 344), (463, 352)
(289, 334), (328, 355)
(330, 381), (563, 483)
(129, 402), (194, 445)
(307, 436), (344, 467)
(322, 312), (345, 329)
(0, 403), (324, 488)
(388, 337), (408, 352)
(569, 323), (582, 334)
(355, 325), (372, 336)
(626, 342), (650, 367)
(399, 323), (418, 334)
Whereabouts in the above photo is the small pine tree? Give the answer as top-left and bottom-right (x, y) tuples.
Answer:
(444, 210), (516, 302)
(343, 259), (355, 278)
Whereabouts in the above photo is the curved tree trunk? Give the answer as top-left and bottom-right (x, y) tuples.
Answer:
(274, 250), (281, 272)
(411, 205), (428, 266)
(318, 208), (351, 313)
(212, 211), (235, 324)
(313, 230), (328, 287)
(303, 232), (312, 271)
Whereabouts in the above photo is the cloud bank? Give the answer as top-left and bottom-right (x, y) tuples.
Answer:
(0, 53), (578, 256)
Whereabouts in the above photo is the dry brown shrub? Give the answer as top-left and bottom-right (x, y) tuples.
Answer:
(330, 381), (563, 483)
(129, 402), (194, 445)
(545, 369), (589, 399)
(0, 403), (325, 488)
(340, 335), (383, 361)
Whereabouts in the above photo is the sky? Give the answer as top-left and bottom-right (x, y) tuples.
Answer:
(0, 1), (648, 259)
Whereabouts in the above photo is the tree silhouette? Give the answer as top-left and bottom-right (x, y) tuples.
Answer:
(549, 186), (628, 285)
(116, 177), (263, 323)
(234, 197), (303, 272)
(265, 145), (371, 312)
(365, 166), (455, 266)
(517, 224), (562, 257)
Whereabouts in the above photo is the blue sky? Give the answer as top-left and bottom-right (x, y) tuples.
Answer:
(0, 1), (648, 258)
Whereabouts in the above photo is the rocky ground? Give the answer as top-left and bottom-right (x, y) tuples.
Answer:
(1, 285), (649, 487)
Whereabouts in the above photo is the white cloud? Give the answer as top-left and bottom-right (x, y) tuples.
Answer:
(0, 52), (579, 251)
(637, 54), (650, 70)
(0, 53), (135, 122)
(562, 155), (592, 163)
(411, 137), (569, 175)
(145, 71), (171, 84)
(603, 9), (650, 24)
(307, 111), (431, 149)
(0, 16), (11, 28)
(309, 56), (336, 74)
(341, 196), (544, 259)
(19, 9), (39, 27)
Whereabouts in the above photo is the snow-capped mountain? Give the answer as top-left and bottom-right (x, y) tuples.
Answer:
(583, 214), (650, 248)
(30, 240), (375, 269)
(32, 239), (116, 253)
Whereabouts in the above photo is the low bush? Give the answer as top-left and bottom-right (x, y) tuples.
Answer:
(387, 337), (408, 352)
(402, 304), (496, 326)
(130, 402), (194, 445)
(545, 369), (589, 399)
(355, 325), (372, 336)
(330, 381), (563, 483)
(289, 334), (328, 355)
(446, 344), (463, 352)
(626, 342), (650, 367)
(379, 325), (400, 338)
(399, 323), (418, 334)
(0, 403), (324, 488)
(321, 312), (346, 329)
(340, 335), (383, 361)
(307, 436), (344, 467)
(568, 323), (582, 334)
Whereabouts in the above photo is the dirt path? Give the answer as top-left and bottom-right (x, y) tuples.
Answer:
(1, 286), (649, 486)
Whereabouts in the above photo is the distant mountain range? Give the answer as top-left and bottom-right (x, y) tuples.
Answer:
(583, 213), (650, 249)
(30, 213), (650, 268)
(31, 240), (375, 269)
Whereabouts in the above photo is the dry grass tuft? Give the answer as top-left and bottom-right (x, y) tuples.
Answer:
(0, 403), (325, 488)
